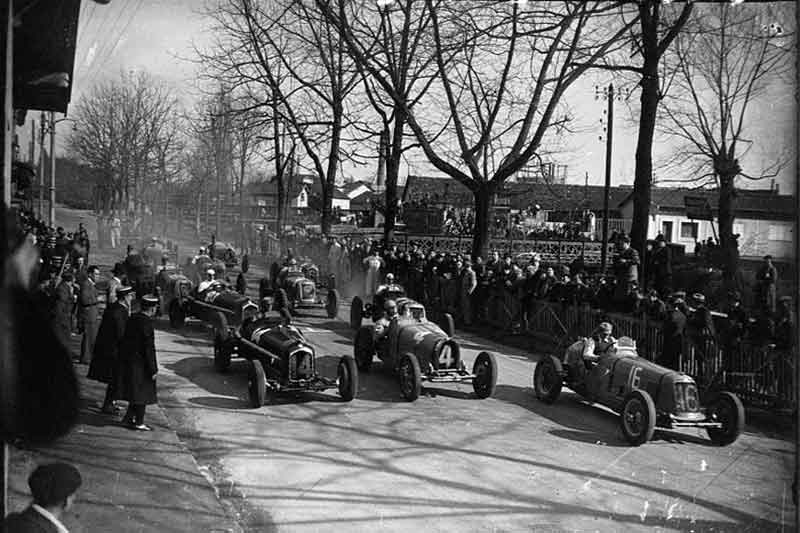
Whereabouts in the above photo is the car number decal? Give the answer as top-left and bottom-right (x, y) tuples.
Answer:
(412, 331), (430, 344)
(628, 366), (642, 391)
(438, 345), (453, 367)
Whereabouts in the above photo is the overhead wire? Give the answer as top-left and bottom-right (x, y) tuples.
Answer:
(79, 0), (143, 90)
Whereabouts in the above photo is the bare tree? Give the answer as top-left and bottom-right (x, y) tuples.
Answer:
(69, 71), (181, 218)
(662, 3), (793, 281)
(323, 0), (636, 258)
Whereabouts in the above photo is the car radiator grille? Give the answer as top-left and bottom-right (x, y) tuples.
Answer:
(673, 382), (700, 413)
(289, 349), (313, 379)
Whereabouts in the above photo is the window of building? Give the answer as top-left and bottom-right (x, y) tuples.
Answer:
(769, 224), (792, 242)
(680, 221), (698, 240)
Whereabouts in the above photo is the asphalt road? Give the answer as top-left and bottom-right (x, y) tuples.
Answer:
(55, 206), (794, 532)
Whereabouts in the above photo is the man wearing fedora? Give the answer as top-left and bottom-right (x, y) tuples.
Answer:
(3, 462), (82, 533)
(118, 295), (160, 431)
(89, 285), (135, 415)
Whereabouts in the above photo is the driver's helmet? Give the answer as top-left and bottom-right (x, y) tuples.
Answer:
(385, 273), (395, 284)
(198, 248), (205, 255)
(289, 258), (298, 266)
(206, 268), (215, 278)
(384, 299), (398, 318)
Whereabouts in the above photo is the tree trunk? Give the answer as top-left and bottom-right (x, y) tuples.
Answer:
(716, 167), (739, 283)
(630, 57), (659, 255)
(471, 184), (494, 260)
(383, 116), (404, 248)
(321, 103), (343, 235)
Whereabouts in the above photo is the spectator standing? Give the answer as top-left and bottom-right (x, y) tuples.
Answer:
(774, 296), (794, 351)
(78, 266), (101, 365)
(328, 236), (343, 284)
(688, 293), (717, 383)
(110, 212), (121, 249)
(363, 248), (384, 299)
(612, 235), (639, 301)
(53, 272), (75, 349)
(755, 255), (778, 314)
(236, 272), (247, 295)
(89, 285), (134, 414)
(660, 294), (687, 370)
(650, 235), (672, 296)
(3, 463), (82, 533)
(460, 259), (477, 326)
(107, 263), (125, 304)
(644, 289), (666, 321)
(118, 295), (160, 431)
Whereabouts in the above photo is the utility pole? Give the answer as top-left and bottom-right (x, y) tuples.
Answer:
(37, 112), (45, 220)
(28, 119), (34, 163)
(48, 111), (55, 227)
(599, 83), (615, 274)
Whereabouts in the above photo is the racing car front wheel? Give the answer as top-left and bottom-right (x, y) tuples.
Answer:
(337, 357), (358, 402)
(327, 289), (340, 319)
(533, 356), (562, 404)
(706, 392), (745, 446)
(248, 360), (267, 408)
(399, 353), (422, 402)
(213, 332), (231, 373)
(472, 351), (498, 399)
(350, 296), (364, 330)
(354, 327), (374, 372)
(620, 390), (656, 446)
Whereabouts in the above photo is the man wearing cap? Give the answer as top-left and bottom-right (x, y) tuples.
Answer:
(89, 285), (134, 414)
(118, 295), (160, 431)
(459, 258), (477, 326)
(660, 294), (687, 370)
(565, 322), (616, 385)
(198, 268), (217, 293)
(613, 236), (639, 296)
(4, 462), (82, 533)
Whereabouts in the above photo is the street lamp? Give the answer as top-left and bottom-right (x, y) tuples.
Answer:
(45, 113), (75, 227)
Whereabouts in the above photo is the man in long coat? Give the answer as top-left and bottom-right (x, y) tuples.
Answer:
(78, 266), (100, 364)
(88, 286), (134, 414)
(118, 295), (159, 431)
(53, 272), (75, 350)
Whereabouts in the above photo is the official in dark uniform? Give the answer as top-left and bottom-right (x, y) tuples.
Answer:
(77, 266), (100, 364)
(118, 295), (159, 431)
(88, 286), (134, 414)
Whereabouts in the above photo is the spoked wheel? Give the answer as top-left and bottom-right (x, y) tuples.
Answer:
(354, 327), (375, 372)
(472, 351), (498, 399)
(350, 296), (364, 330)
(326, 289), (340, 319)
(706, 391), (745, 446)
(337, 357), (358, 402)
(620, 389), (657, 446)
(213, 332), (231, 373)
(247, 360), (267, 408)
(533, 356), (562, 404)
(399, 353), (422, 402)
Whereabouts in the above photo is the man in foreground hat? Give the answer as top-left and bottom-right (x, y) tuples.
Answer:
(89, 285), (134, 414)
(118, 295), (160, 431)
(3, 462), (82, 532)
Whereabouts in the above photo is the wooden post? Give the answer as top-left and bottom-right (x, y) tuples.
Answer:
(1, 0), (12, 518)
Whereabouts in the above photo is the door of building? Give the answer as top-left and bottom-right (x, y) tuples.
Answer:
(661, 221), (673, 243)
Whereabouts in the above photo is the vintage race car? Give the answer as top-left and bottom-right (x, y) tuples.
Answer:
(207, 241), (239, 268)
(532, 336), (745, 446)
(353, 297), (497, 401)
(262, 261), (339, 319)
(350, 284), (455, 337)
(215, 310), (357, 407)
(184, 255), (226, 287)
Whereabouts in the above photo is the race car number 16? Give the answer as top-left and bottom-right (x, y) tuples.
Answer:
(628, 366), (642, 390)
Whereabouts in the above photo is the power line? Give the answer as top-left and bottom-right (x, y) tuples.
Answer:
(80, 0), (144, 91)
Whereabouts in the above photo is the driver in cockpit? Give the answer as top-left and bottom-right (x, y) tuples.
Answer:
(564, 321), (617, 384)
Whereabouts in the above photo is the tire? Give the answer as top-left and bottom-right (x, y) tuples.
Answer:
(213, 332), (231, 373)
(168, 301), (185, 329)
(337, 357), (358, 401)
(533, 356), (563, 404)
(706, 391), (745, 446)
(275, 288), (289, 311)
(472, 351), (498, 399)
(350, 296), (364, 330)
(441, 313), (455, 338)
(620, 389), (657, 446)
(247, 360), (267, 408)
(213, 312), (230, 342)
(241, 254), (249, 274)
(354, 326), (374, 372)
(399, 353), (422, 402)
(326, 289), (340, 319)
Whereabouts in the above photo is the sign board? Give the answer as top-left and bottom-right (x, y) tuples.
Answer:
(684, 196), (714, 221)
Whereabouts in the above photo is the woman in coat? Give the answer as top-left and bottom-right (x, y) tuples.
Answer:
(117, 295), (159, 431)
(88, 286), (133, 413)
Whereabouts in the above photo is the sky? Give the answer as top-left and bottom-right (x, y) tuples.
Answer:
(21, 0), (797, 196)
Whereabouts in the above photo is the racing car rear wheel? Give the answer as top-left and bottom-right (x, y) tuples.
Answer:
(213, 333), (231, 373)
(350, 296), (364, 330)
(441, 313), (455, 338)
(248, 360), (267, 408)
(168, 301), (185, 329)
(213, 312), (230, 342)
(326, 289), (340, 319)
(354, 327), (374, 372)
(533, 356), (562, 404)
(472, 351), (498, 399)
(337, 357), (358, 402)
(620, 390), (656, 446)
(706, 392), (745, 446)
